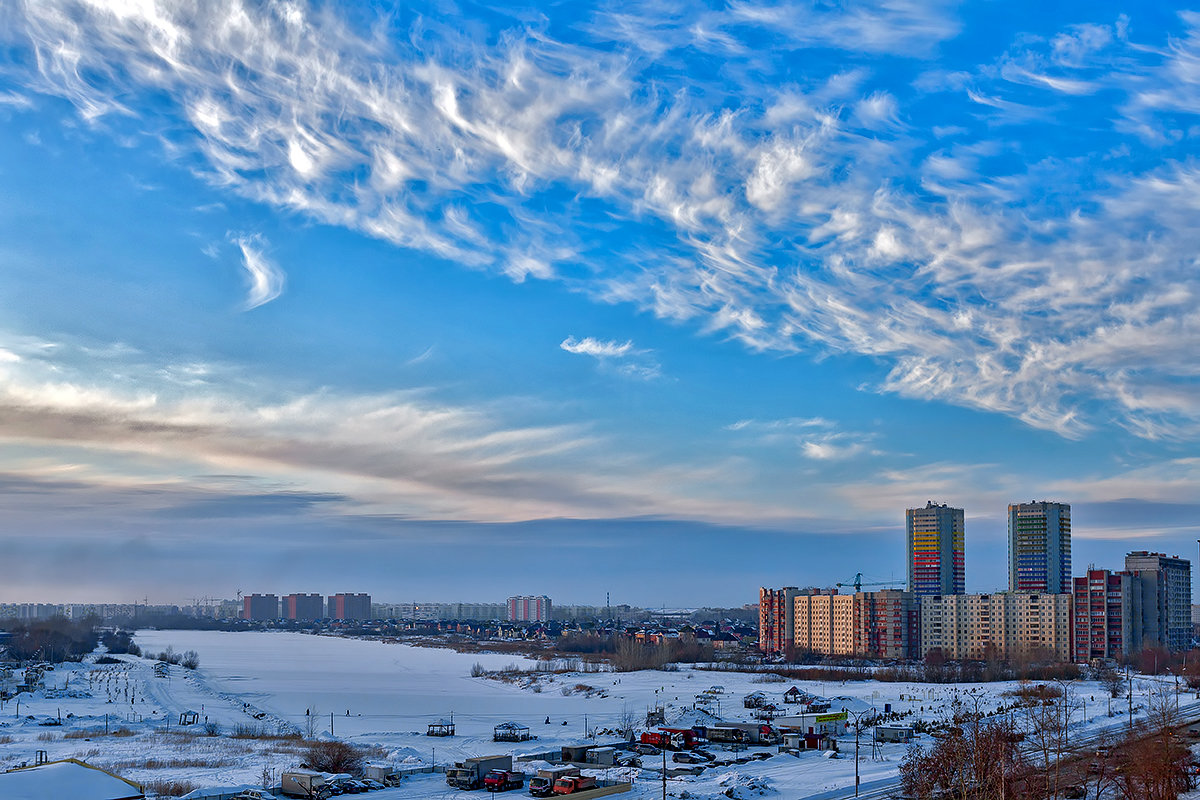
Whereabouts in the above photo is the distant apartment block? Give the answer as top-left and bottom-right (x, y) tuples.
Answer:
(507, 595), (552, 622)
(919, 592), (1072, 661)
(328, 593), (371, 620)
(1125, 551), (1192, 651)
(792, 589), (918, 660)
(243, 594), (279, 621)
(758, 587), (800, 654)
(1009, 501), (1072, 593)
(1072, 569), (1135, 662)
(907, 502), (965, 596)
(284, 593), (325, 621)
(441, 602), (508, 621)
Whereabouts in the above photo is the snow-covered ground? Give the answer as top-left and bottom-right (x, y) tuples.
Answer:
(0, 631), (1195, 799)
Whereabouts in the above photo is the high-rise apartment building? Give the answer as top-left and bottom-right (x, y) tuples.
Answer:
(1125, 551), (1192, 651)
(327, 593), (371, 621)
(1009, 501), (1071, 593)
(1072, 569), (1135, 662)
(919, 592), (1072, 661)
(758, 587), (800, 654)
(506, 595), (552, 622)
(242, 594), (279, 621)
(907, 502), (965, 596)
(283, 593), (325, 621)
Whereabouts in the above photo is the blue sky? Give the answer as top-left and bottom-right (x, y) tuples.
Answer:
(0, 0), (1198, 606)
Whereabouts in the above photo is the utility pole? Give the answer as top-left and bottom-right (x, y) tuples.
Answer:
(661, 747), (666, 800)
(1128, 666), (1133, 730)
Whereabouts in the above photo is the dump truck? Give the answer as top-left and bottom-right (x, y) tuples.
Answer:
(640, 729), (692, 751)
(280, 770), (327, 798)
(553, 775), (596, 795)
(484, 770), (525, 792)
(530, 766), (579, 797)
(448, 755), (514, 790)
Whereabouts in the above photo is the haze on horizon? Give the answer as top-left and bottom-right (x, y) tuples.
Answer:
(0, 0), (1198, 606)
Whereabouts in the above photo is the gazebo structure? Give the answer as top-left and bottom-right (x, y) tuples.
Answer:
(493, 721), (534, 742)
(427, 718), (455, 737)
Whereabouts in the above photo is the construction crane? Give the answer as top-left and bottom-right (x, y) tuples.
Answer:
(836, 573), (902, 591)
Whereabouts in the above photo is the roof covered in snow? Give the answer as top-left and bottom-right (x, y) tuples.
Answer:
(0, 759), (144, 800)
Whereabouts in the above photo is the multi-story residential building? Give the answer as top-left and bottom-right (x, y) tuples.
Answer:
(242, 594), (279, 621)
(919, 592), (1072, 661)
(1072, 569), (1135, 662)
(283, 593), (325, 621)
(759, 587), (800, 654)
(907, 502), (965, 596)
(1009, 501), (1072, 593)
(853, 590), (919, 660)
(438, 602), (508, 621)
(1125, 551), (1192, 651)
(507, 595), (552, 622)
(793, 589), (917, 659)
(327, 593), (371, 621)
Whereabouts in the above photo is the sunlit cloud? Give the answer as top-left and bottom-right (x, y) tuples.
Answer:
(231, 234), (285, 310)
(0, 0), (1198, 445)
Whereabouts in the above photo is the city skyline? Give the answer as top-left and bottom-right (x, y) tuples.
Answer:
(1, 1), (1199, 604)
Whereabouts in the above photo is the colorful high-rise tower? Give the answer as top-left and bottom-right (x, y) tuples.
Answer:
(1008, 501), (1071, 593)
(906, 501), (965, 596)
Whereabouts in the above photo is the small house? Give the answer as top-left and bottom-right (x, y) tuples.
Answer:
(743, 691), (767, 709)
(783, 686), (803, 704)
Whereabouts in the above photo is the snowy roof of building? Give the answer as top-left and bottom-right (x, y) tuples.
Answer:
(0, 759), (144, 800)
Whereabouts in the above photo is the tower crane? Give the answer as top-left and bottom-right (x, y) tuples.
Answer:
(836, 573), (902, 592)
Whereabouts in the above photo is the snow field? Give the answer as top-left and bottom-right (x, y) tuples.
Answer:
(1, 630), (1194, 799)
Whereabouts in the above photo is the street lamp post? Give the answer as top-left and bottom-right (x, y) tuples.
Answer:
(846, 706), (877, 798)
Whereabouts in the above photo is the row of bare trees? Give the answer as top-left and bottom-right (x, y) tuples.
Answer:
(900, 682), (1194, 800)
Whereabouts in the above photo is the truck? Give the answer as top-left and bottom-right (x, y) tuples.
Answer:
(552, 775), (597, 795)
(447, 755), (514, 790)
(484, 770), (525, 792)
(280, 769), (327, 798)
(640, 730), (690, 751)
(530, 766), (579, 797)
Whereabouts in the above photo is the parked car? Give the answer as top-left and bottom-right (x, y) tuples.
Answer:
(361, 779), (385, 790)
(233, 791), (274, 800)
(672, 752), (706, 764)
(633, 743), (661, 755)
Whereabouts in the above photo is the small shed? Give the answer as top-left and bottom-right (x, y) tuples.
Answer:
(561, 745), (591, 763)
(494, 722), (534, 742)
(875, 724), (915, 743)
(178, 711), (199, 726)
(783, 686), (803, 704)
(585, 747), (616, 766)
(427, 719), (456, 737)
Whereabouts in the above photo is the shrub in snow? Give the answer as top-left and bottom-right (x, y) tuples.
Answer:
(305, 740), (366, 775)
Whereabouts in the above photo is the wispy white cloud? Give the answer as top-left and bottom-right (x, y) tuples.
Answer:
(726, 417), (878, 460)
(561, 336), (634, 358)
(2, 1), (1200, 444)
(230, 234), (285, 310)
(561, 336), (660, 380)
